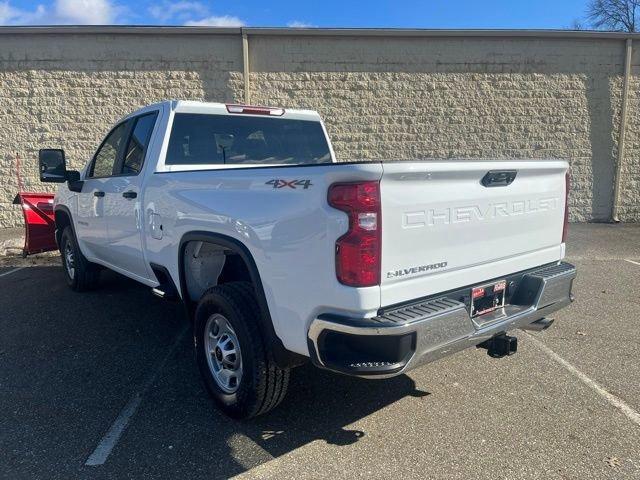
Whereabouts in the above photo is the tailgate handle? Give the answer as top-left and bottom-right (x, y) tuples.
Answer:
(481, 170), (517, 187)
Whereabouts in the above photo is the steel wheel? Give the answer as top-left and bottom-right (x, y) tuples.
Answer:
(204, 313), (243, 394)
(194, 282), (290, 418)
(64, 242), (75, 280)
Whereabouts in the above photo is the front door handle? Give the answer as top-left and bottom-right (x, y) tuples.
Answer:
(122, 191), (137, 199)
(93, 191), (105, 197)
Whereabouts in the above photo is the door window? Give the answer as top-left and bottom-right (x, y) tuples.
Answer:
(120, 112), (158, 175)
(90, 122), (128, 178)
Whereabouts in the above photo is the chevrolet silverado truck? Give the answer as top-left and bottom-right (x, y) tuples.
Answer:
(38, 100), (576, 418)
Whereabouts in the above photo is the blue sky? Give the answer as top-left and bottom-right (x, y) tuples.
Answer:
(0, 0), (591, 28)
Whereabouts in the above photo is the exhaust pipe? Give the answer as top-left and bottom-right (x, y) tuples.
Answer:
(521, 318), (555, 332)
(477, 334), (517, 358)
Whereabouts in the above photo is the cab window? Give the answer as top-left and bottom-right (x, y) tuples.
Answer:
(166, 113), (331, 166)
(89, 122), (128, 178)
(120, 112), (158, 175)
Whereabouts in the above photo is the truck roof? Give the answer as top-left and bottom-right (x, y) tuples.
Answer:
(124, 100), (322, 123)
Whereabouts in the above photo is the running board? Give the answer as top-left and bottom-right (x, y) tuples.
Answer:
(151, 287), (177, 300)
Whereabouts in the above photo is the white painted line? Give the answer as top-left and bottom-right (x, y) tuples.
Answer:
(526, 333), (640, 427)
(84, 396), (142, 466)
(0, 267), (26, 278)
(85, 325), (189, 466)
(624, 259), (640, 266)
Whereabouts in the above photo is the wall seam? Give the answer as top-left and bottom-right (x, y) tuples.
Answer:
(612, 38), (633, 222)
(242, 33), (250, 104)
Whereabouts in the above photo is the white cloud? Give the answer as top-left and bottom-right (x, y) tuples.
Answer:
(0, 0), (245, 26)
(147, 0), (245, 27)
(0, 0), (118, 25)
(185, 14), (244, 27)
(287, 20), (316, 28)
(149, 1), (207, 23)
(0, 2), (18, 23)
(54, 0), (115, 24)
(0, 1), (46, 24)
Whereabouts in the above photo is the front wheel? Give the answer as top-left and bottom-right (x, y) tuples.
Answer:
(194, 281), (289, 419)
(59, 226), (100, 292)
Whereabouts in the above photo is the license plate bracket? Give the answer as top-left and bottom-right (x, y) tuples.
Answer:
(470, 280), (506, 317)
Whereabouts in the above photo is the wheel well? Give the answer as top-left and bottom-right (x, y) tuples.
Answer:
(182, 240), (252, 303)
(179, 232), (308, 370)
(54, 209), (72, 246)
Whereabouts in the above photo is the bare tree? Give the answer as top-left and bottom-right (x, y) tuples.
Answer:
(587, 0), (639, 32)
(570, 19), (586, 30)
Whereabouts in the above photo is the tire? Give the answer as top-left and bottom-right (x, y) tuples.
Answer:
(194, 281), (290, 419)
(59, 226), (100, 292)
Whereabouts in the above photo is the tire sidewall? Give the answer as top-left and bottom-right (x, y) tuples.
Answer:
(194, 289), (260, 417)
(60, 228), (79, 289)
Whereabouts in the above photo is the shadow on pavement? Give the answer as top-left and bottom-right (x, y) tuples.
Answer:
(0, 266), (430, 480)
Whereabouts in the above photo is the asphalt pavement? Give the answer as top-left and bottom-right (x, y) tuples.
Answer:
(0, 224), (638, 479)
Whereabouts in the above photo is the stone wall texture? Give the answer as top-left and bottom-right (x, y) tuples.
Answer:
(1, 29), (638, 226)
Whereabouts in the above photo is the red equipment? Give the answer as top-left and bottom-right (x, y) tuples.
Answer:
(13, 154), (57, 257)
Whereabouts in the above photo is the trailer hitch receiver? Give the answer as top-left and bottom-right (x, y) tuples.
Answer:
(477, 334), (517, 358)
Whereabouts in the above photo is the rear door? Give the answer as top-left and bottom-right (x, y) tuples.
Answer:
(102, 110), (159, 280)
(379, 160), (568, 307)
(76, 121), (129, 261)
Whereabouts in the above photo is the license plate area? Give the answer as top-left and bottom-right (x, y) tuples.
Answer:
(470, 280), (506, 317)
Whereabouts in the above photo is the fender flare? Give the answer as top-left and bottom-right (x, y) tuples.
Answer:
(53, 205), (75, 248)
(54, 205), (94, 261)
(179, 231), (306, 369)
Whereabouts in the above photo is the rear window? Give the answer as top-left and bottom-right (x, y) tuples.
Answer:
(165, 113), (332, 166)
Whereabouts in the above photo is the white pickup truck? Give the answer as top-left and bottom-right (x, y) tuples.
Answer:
(39, 100), (576, 418)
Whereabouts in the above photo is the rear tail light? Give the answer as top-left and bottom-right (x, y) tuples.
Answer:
(562, 171), (570, 243)
(328, 181), (381, 287)
(225, 104), (285, 116)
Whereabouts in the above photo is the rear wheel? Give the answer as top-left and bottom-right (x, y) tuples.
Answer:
(194, 281), (290, 419)
(59, 226), (100, 292)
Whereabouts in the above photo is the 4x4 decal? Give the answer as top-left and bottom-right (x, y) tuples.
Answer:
(266, 179), (313, 189)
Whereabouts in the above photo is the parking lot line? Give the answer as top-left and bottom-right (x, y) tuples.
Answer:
(624, 259), (640, 266)
(85, 325), (189, 466)
(526, 333), (640, 427)
(84, 395), (143, 467)
(0, 267), (25, 278)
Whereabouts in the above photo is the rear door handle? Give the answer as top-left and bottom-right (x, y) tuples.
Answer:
(122, 191), (137, 199)
(93, 191), (105, 197)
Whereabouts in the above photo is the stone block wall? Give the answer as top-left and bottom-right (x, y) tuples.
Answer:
(0, 32), (243, 227)
(0, 29), (637, 227)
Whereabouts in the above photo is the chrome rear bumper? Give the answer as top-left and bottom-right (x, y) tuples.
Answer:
(307, 262), (576, 378)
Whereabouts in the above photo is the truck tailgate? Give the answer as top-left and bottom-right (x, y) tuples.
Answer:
(379, 160), (568, 307)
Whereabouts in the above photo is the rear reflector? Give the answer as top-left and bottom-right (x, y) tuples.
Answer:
(562, 170), (570, 243)
(225, 104), (285, 116)
(328, 181), (381, 287)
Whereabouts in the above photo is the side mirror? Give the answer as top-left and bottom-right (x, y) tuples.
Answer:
(39, 149), (68, 183)
(66, 170), (81, 182)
